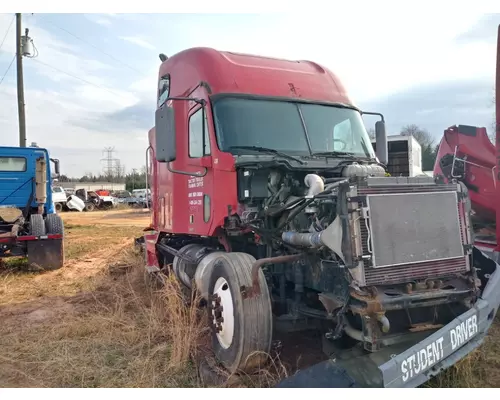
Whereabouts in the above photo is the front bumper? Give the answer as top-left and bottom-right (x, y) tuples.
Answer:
(363, 247), (499, 388)
(277, 247), (500, 388)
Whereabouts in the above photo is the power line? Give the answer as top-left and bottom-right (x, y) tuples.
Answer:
(0, 14), (15, 52)
(29, 57), (125, 96)
(0, 54), (15, 88)
(35, 14), (145, 76)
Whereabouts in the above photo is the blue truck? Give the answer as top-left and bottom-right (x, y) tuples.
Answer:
(0, 145), (65, 270)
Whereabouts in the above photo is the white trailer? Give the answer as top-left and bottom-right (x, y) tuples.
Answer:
(371, 134), (424, 177)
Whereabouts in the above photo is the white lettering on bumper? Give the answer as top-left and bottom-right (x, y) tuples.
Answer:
(401, 314), (479, 382)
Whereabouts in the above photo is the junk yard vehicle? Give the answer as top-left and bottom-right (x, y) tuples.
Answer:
(433, 125), (498, 246)
(432, 27), (500, 263)
(140, 26), (500, 388)
(0, 145), (65, 270)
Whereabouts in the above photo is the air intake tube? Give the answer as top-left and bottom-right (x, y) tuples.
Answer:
(282, 231), (324, 247)
(304, 174), (324, 197)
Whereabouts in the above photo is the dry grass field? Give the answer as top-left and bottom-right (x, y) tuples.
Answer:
(0, 208), (499, 388)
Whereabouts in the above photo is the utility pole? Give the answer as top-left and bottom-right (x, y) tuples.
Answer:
(15, 13), (27, 148)
(131, 168), (137, 190)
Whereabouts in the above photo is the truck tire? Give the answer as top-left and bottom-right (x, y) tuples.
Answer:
(85, 203), (95, 212)
(207, 252), (272, 374)
(29, 214), (46, 236)
(55, 203), (63, 213)
(45, 213), (64, 235)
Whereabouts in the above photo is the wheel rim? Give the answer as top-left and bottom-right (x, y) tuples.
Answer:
(211, 277), (234, 349)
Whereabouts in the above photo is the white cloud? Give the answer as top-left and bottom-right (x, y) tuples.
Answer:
(84, 14), (112, 27)
(0, 13), (146, 176)
(1, 11), (498, 177)
(119, 36), (155, 50)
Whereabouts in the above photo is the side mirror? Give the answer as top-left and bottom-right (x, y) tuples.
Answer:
(50, 158), (60, 175)
(155, 104), (176, 162)
(375, 120), (388, 165)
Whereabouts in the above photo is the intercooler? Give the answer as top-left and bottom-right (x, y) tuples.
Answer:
(355, 177), (470, 286)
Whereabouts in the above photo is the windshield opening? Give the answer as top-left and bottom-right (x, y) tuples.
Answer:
(212, 97), (375, 159)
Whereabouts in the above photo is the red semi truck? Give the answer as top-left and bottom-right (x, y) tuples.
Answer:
(140, 41), (500, 388)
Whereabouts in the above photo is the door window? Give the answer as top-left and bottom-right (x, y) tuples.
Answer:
(189, 108), (211, 158)
(158, 76), (170, 108)
(0, 156), (27, 172)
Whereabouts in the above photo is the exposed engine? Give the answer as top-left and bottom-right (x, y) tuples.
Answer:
(232, 161), (479, 352)
(236, 162), (386, 233)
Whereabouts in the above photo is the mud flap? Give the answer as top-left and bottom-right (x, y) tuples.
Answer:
(27, 239), (64, 270)
(275, 359), (359, 388)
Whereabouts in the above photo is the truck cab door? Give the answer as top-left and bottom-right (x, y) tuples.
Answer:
(0, 150), (33, 210)
(185, 105), (214, 234)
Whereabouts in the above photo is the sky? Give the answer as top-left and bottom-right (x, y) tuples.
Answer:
(0, 12), (498, 177)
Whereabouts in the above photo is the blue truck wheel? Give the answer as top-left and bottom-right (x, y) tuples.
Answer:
(45, 213), (64, 235)
(29, 214), (46, 236)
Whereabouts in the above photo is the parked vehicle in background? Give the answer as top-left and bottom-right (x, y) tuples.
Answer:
(111, 191), (130, 205)
(0, 145), (65, 270)
(95, 191), (119, 209)
(66, 195), (85, 212)
(131, 188), (150, 199)
(74, 189), (118, 211)
(52, 186), (67, 212)
(112, 190), (133, 204)
(120, 188), (151, 208)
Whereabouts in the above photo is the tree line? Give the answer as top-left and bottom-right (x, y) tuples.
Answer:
(57, 167), (148, 192)
(367, 92), (497, 171)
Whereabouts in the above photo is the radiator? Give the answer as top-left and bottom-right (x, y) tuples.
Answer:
(355, 178), (470, 286)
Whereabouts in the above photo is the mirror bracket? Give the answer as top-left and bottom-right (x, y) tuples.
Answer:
(167, 163), (207, 177)
(361, 111), (388, 165)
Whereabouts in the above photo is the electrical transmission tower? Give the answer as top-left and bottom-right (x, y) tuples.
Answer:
(101, 147), (120, 182)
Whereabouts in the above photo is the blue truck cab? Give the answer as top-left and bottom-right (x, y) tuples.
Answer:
(0, 146), (59, 215)
(0, 145), (65, 270)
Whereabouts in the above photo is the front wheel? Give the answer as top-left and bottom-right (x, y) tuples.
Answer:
(208, 252), (272, 374)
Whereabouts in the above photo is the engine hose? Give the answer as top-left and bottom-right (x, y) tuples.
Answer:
(282, 231), (323, 247)
(265, 196), (304, 217)
(276, 198), (315, 230)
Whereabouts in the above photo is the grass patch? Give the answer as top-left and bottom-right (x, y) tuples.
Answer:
(1, 213), (500, 388)
(0, 223), (143, 306)
(0, 255), (201, 387)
